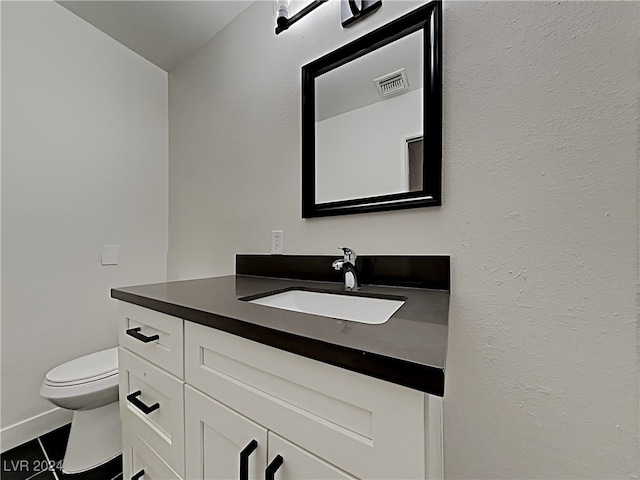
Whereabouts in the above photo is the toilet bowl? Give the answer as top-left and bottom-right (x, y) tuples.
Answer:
(40, 348), (121, 474)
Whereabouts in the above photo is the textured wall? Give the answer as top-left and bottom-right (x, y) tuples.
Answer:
(2, 1), (168, 433)
(168, 1), (639, 477)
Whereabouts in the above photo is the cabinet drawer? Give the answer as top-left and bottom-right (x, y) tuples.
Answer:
(119, 302), (184, 378)
(119, 348), (185, 477)
(185, 322), (428, 479)
(123, 429), (182, 480)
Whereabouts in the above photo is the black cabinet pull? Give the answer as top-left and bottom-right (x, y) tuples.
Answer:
(131, 469), (145, 480)
(126, 390), (160, 414)
(126, 327), (159, 343)
(239, 439), (258, 480)
(265, 455), (283, 480)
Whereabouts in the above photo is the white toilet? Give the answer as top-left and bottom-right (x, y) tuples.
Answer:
(40, 347), (121, 474)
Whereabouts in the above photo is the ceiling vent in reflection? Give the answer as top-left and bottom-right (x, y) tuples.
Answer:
(374, 68), (409, 98)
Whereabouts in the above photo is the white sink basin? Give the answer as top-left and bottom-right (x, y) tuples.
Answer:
(247, 289), (405, 324)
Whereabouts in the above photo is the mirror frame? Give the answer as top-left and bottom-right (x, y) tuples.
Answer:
(301, 1), (442, 218)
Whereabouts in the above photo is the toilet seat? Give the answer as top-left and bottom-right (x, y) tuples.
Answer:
(44, 370), (118, 388)
(44, 348), (118, 386)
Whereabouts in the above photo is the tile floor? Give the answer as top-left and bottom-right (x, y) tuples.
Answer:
(1, 424), (122, 480)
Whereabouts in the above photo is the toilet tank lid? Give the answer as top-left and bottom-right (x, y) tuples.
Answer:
(46, 348), (118, 384)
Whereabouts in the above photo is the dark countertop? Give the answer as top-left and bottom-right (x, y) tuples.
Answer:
(112, 275), (448, 396)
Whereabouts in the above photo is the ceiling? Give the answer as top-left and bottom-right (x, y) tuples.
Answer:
(57, 1), (254, 71)
(315, 28), (422, 122)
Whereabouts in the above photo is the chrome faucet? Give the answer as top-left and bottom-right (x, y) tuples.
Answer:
(332, 247), (359, 291)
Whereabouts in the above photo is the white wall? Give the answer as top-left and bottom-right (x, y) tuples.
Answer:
(316, 88), (422, 202)
(1, 1), (168, 448)
(169, 0), (639, 477)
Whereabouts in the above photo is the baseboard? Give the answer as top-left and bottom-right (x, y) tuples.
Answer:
(1, 407), (72, 453)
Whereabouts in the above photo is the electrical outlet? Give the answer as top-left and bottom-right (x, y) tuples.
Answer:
(271, 230), (284, 255)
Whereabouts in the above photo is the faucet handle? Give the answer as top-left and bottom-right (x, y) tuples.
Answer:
(339, 247), (356, 264)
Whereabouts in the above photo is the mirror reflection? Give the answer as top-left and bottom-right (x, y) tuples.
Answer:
(315, 30), (423, 203)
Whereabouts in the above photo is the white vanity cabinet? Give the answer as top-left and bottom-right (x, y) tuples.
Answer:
(118, 301), (443, 480)
(184, 322), (442, 480)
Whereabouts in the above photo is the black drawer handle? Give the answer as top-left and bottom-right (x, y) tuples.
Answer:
(131, 470), (145, 480)
(265, 455), (283, 480)
(239, 439), (258, 480)
(126, 390), (160, 414)
(126, 327), (159, 343)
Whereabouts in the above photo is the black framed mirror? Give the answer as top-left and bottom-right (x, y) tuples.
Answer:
(301, 1), (441, 218)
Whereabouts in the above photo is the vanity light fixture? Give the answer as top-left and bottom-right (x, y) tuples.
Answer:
(341, 0), (383, 27)
(275, 0), (329, 35)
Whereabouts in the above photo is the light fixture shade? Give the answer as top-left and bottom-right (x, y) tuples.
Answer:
(275, 0), (291, 24)
(275, 0), (328, 35)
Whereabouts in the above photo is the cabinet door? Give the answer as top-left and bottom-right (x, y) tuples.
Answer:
(266, 433), (357, 480)
(185, 386), (268, 480)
